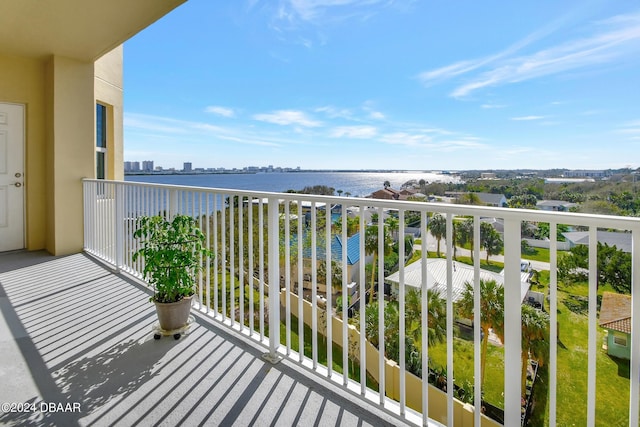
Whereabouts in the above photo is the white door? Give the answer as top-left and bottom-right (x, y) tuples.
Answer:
(0, 103), (25, 252)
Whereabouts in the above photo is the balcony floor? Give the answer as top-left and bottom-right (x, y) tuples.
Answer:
(0, 251), (413, 427)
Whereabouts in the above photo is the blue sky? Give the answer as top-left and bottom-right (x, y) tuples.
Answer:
(123, 0), (640, 171)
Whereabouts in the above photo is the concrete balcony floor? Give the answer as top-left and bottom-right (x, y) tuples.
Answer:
(0, 251), (413, 427)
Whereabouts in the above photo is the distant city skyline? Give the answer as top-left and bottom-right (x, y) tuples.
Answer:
(123, 1), (640, 171)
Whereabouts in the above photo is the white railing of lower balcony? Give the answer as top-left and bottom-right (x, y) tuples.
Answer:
(82, 179), (640, 427)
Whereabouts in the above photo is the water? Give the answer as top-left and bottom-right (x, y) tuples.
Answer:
(125, 171), (461, 198)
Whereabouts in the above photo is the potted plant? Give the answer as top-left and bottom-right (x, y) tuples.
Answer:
(133, 214), (212, 332)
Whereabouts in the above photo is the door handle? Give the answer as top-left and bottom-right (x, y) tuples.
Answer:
(11, 182), (22, 187)
(15, 173), (22, 178)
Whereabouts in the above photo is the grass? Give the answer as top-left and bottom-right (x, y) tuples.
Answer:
(530, 279), (631, 427)
(423, 270), (631, 426)
(428, 335), (505, 408)
(520, 246), (552, 263)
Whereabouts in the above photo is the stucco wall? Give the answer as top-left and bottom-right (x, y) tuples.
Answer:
(0, 47), (123, 255)
(0, 54), (47, 250)
(95, 46), (124, 181)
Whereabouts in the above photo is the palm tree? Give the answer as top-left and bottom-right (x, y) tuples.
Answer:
(457, 279), (504, 387)
(428, 213), (446, 257)
(521, 305), (549, 396)
(385, 216), (399, 241)
(480, 222), (503, 264)
(456, 218), (474, 262)
(383, 180), (391, 189)
(345, 192), (351, 197)
(337, 189), (343, 197)
(333, 215), (359, 237)
(364, 225), (392, 303)
(404, 288), (446, 348)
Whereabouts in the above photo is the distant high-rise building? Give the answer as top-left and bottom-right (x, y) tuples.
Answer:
(183, 162), (192, 172)
(142, 160), (154, 172)
(124, 161), (132, 173)
(131, 161), (140, 172)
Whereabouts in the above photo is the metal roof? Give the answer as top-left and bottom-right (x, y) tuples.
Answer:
(385, 258), (530, 302)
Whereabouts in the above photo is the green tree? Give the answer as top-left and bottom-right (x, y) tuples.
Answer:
(456, 218), (474, 263)
(333, 215), (359, 237)
(521, 305), (550, 397)
(457, 279), (504, 387)
(508, 194), (538, 209)
(428, 213), (446, 257)
(386, 216), (400, 241)
(404, 288), (447, 348)
(364, 225), (392, 304)
(480, 222), (504, 264)
(457, 193), (484, 205)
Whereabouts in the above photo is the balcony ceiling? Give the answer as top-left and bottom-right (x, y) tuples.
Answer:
(0, 0), (186, 61)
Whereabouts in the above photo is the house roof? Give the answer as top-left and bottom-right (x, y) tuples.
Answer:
(302, 233), (361, 265)
(537, 200), (578, 209)
(331, 234), (361, 265)
(385, 258), (530, 302)
(477, 193), (506, 206)
(599, 292), (631, 334)
(562, 230), (632, 253)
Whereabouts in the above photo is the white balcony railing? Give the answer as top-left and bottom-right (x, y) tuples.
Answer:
(83, 179), (640, 427)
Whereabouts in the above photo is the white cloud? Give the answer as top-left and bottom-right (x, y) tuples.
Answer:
(253, 110), (322, 127)
(275, 0), (396, 23)
(315, 105), (353, 119)
(330, 126), (377, 138)
(511, 116), (545, 121)
(205, 106), (236, 118)
(418, 11), (640, 98)
(369, 111), (385, 120)
(481, 103), (506, 109)
(125, 113), (283, 147)
(380, 132), (432, 147)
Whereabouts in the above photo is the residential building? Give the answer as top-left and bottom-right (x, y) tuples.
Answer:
(563, 230), (632, 253)
(142, 160), (154, 172)
(600, 292), (631, 360)
(183, 162), (193, 172)
(385, 258), (531, 302)
(537, 199), (578, 212)
(564, 169), (609, 179)
(445, 192), (507, 207)
(368, 187), (417, 201)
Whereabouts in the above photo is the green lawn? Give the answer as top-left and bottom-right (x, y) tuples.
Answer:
(521, 246), (552, 263)
(424, 273), (631, 426)
(530, 280), (631, 427)
(428, 335), (505, 408)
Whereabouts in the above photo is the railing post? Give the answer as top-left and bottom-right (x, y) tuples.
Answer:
(115, 182), (124, 271)
(264, 196), (282, 364)
(630, 228), (640, 427)
(503, 217), (522, 426)
(169, 189), (178, 217)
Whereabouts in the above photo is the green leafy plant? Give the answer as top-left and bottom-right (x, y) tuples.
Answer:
(133, 215), (212, 303)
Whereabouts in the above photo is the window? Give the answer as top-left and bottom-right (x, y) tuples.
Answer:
(96, 103), (107, 179)
(614, 333), (627, 347)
